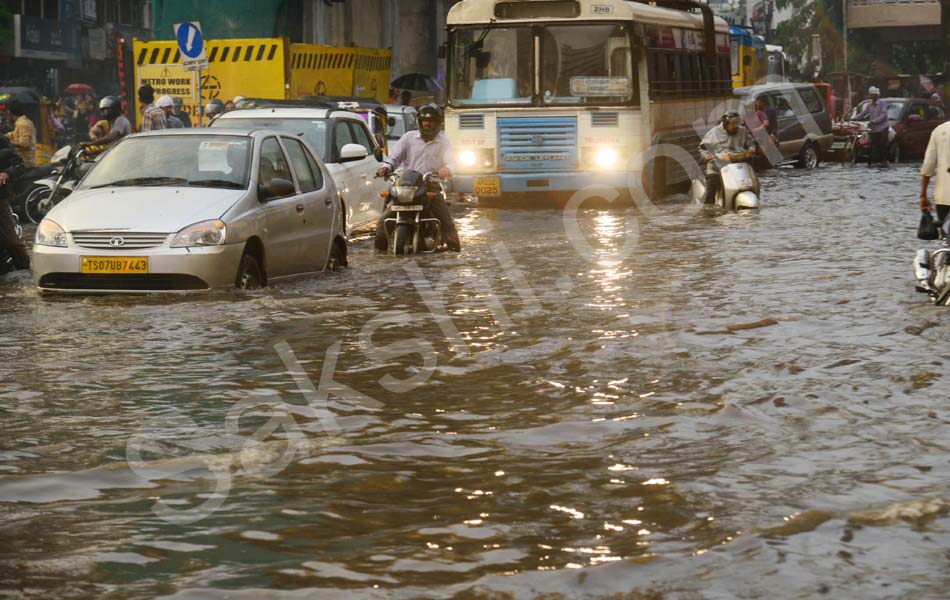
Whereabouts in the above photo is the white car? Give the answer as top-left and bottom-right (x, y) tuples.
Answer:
(212, 108), (388, 236)
(384, 104), (418, 143)
(33, 129), (347, 293)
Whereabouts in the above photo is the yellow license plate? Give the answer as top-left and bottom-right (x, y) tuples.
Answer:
(473, 176), (500, 197)
(81, 256), (149, 274)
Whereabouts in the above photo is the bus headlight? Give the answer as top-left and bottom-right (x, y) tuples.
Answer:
(457, 148), (495, 172)
(582, 147), (626, 171)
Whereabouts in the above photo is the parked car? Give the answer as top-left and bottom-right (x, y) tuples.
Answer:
(212, 106), (387, 236)
(734, 82), (834, 168)
(33, 129), (347, 293)
(832, 97), (946, 163)
(384, 104), (418, 142)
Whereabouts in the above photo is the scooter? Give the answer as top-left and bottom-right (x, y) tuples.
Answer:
(691, 150), (761, 211)
(22, 144), (104, 224)
(914, 216), (950, 305)
(381, 170), (445, 255)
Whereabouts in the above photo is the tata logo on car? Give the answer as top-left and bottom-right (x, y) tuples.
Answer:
(109, 237), (126, 247)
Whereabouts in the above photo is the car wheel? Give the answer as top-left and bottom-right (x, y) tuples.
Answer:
(235, 252), (264, 289)
(796, 143), (819, 169)
(326, 238), (347, 271)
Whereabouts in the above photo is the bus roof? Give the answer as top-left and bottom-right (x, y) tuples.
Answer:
(447, 0), (729, 33)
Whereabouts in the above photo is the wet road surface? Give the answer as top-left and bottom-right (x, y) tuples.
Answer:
(2, 162), (950, 599)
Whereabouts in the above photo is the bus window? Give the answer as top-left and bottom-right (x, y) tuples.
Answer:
(450, 27), (534, 105)
(541, 24), (637, 106)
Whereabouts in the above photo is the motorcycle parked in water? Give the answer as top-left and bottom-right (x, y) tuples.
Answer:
(914, 216), (950, 305)
(691, 150), (761, 211)
(22, 144), (104, 224)
(380, 170), (446, 255)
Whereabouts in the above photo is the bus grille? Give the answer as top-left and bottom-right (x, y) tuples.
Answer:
(498, 117), (577, 172)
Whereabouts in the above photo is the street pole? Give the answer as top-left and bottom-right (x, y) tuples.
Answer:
(198, 69), (204, 127)
(842, 0), (851, 115)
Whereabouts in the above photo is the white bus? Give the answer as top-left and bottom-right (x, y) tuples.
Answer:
(444, 0), (733, 201)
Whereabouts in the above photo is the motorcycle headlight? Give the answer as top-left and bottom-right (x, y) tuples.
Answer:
(35, 219), (68, 247)
(170, 220), (227, 248)
(394, 185), (417, 203)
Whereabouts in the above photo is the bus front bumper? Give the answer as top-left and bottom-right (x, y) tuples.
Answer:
(454, 171), (635, 195)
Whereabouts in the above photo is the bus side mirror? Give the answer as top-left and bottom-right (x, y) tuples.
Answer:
(387, 116), (396, 127)
(476, 51), (492, 69)
(438, 43), (447, 59)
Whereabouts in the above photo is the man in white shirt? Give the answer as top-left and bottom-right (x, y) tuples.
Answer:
(920, 121), (950, 221)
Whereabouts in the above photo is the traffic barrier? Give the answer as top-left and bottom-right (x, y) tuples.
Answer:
(290, 45), (356, 100)
(352, 48), (392, 103)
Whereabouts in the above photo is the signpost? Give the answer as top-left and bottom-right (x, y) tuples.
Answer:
(174, 21), (208, 125)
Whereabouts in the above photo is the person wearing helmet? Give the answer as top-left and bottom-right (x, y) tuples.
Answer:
(156, 95), (183, 128)
(138, 84), (167, 131)
(863, 86), (889, 166)
(204, 99), (225, 125)
(698, 110), (754, 204)
(172, 97), (192, 128)
(374, 103), (460, 252)
(83, 96), (132, 148)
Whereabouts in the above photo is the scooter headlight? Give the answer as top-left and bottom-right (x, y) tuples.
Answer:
(35, 219), (68, 247)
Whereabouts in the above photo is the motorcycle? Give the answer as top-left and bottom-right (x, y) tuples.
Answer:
(11, 161), (61, 219)
(22, 144), (104, 224)
(691, 150), (761, 211)
(380, 170), (446, 255)
(914, 216), (950, 305)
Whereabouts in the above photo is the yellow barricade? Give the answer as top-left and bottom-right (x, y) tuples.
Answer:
(134, 38), (288, 128)
(352, 48), (392, 104)
(289, 44), (356, 99)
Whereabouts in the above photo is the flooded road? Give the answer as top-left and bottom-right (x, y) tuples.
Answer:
(2, 162), (950, 599)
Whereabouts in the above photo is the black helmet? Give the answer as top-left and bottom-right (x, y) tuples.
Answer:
(721, 110), (742, 128)
(205, 98), (225, 118)
(99, 96), (121, 119)
(416, 103), (443, 137)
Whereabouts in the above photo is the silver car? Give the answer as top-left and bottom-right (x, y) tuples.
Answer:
(33, 129), (347, 293)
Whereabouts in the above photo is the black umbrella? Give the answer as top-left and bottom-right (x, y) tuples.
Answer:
(390, 73), (444, 93)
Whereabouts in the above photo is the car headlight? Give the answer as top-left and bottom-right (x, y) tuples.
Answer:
(170, 219), (227, 248)
(35, 219), (68, 247)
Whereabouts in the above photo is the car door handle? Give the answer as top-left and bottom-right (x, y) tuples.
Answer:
(324, 197), (332, 206)
(296, 204), (305, 213)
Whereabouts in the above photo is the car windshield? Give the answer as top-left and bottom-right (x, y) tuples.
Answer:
(212, 118), (328, 160)
(449, 26), (534, 106)
(540, 24), (634, 105)
(79, 136), (251, 191)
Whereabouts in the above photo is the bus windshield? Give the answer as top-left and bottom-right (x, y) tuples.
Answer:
(449, 27), (534, 106)
(540, 24), (635, 105)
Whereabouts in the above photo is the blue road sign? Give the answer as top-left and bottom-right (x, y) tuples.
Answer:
(176, 22), (204, 60)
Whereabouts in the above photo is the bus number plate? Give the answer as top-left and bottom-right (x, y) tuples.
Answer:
(474, 176), (500, 197)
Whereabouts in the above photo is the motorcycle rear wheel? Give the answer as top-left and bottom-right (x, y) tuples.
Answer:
(24, 187), (55, 224)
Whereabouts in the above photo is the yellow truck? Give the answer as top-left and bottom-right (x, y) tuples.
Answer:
(132, 38), (391, 128)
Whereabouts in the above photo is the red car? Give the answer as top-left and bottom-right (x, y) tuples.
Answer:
(831, 97), (947, 163)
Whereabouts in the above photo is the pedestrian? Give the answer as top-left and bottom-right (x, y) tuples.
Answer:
(224, 99), (236, 112)
(5, 99), (36, 169)
(172, 97), (192, 128)
(919, 119), (950, 221)
(374, 104), (461, 252)
(156, 95), (183, 128)
(864, 86), (889, 166)
(138, 84), (167, 131)
(0, 135), (29, 271)
(204, 99), (225, 125)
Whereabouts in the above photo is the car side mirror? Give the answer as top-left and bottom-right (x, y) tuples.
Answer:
(907, 113), (923, 122)
(258, 178), (295, 201)
(374, 148), (384, 162)
(387, 116), (396, 127)
(339, 142), (368, 163)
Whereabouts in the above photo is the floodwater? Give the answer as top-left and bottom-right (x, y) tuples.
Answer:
(2, 162), (949, 599)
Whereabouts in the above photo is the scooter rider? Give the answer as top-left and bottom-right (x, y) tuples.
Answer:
(699, 110), (754, 204)
(374, 103), (461, 252)
(0, 135), (29, 270)
(82, 96), (132, 148)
